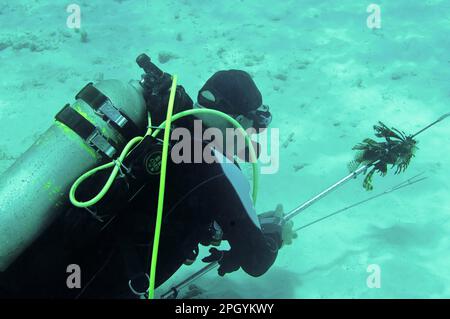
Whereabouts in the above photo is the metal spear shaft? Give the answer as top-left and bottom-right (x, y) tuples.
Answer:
(160, 261), (219, 299)
(284, 164), (370, 221)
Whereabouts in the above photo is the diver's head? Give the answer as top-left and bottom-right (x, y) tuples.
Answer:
(195, 70), (272, 132)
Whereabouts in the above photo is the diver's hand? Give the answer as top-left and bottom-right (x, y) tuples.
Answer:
(202, 248), (240, 276)
(259, 204), (298, 248)
(281, 219), (297, 247)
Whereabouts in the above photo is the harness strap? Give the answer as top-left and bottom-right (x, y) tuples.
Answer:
(76, 83), (139, 140)
(55, 104), (118, 158)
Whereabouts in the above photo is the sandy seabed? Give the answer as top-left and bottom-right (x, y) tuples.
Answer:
(1, 0), (450, 298)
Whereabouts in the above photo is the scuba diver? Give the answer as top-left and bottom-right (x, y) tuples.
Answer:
(0, 54), (296, 299)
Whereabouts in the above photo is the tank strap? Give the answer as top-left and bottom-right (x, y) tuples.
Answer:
(75, 83), (139, 140)
(55, 104), (118, 158)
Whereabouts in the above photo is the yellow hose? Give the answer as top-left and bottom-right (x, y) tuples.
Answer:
(147, 75), (178, 299)
(69, 113), (152, 208)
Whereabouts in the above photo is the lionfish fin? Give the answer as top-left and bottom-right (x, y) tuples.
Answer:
(347, 160), (360, 173)
(363, 169), (375, 191)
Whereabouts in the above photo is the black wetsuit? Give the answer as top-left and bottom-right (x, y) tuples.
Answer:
(0, 119), (281, 299)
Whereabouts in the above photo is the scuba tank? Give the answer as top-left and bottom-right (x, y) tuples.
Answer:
(0, 79), (147, 271)
(0, 54), (191, 272)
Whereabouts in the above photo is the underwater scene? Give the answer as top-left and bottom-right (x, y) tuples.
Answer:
(0, 0), (450, 299)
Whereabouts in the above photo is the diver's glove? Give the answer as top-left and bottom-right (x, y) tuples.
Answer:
(259, 204), (298, 248)
(201, 248), (240, 276)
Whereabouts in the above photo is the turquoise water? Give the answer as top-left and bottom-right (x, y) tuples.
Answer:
(1, 0), (450, 298)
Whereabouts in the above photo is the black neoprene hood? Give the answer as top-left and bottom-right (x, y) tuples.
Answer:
(197, 70), (263, 115)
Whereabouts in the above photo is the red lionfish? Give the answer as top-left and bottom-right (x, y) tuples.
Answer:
(348, 122), (418, 190)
